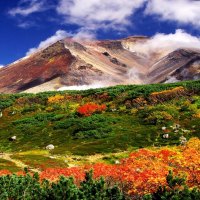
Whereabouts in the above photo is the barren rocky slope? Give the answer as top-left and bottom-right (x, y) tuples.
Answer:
(0, 36), (200, 93)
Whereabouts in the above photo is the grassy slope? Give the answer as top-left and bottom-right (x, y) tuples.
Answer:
(0, 80), (199, 171)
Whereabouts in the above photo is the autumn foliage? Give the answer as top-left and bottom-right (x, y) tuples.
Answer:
(47, 94), (65, 104)
(37, 138), (200, 197)
(149, 86), (187, 103)
(0, 138), (199, 197)
(77, 103), (106, 116)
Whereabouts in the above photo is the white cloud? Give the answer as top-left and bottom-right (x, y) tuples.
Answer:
(72, 29), (96, 40)
(8, 0), (47, 16)
(26, 29), (97, 55)
(0, 65), (4, 68)
(146, 0), (200, 27)
(17, 21), (34, 28)
(56, 0), (146, 30)
(26, 30), (72, 55)
(128, 29), (200, 56)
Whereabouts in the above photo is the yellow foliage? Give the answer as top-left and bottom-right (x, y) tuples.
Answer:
(150, 86), (187, 103)
(186, 137), (200, 150)
(151, 86), (185, 96)
(47, 94), (65, 104)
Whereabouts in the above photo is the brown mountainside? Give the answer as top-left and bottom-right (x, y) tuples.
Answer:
(0, 37), (200, 93)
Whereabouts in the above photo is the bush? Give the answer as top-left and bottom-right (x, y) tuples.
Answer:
(143, 171), (200, 200)
(0, 171), (125, 200)
(77, 103), (106, 116)
(138, 105), (179, 125)
(54, 115), (117, 139)
(145, 111), (173, 125)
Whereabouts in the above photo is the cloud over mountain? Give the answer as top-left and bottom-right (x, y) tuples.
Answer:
(128, 29), (200, 55)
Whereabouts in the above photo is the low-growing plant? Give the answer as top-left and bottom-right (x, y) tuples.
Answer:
(0, 170), (125, 200)
(54, 115), (117, 139)
(77, 103), (106, 116)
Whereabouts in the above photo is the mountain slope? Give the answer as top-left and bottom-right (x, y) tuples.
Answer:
(148, 48), (200, 83)
(0, 37), (200, 93)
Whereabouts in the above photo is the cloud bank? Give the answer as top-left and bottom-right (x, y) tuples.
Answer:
(9, 0), (200, 58)
(146, 0), (200, 27)
(56, 0), (146, 31)
(8, 0), (200, 30)
(128, 29), (200, 56)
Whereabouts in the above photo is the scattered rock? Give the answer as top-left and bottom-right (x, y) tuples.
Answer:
(179, 136), (187, 145)
(102, 52), (110, 57)
(174, 124), (181, 130)
(135, 168), (141, 172)
(163, 134), (169, 139)
(11, 111), (16, 115)
(115, 160), (120, 164)
(182, 129), (190, 133)
(9, 136), (17, 141)
(110, 57), (120, 65)
(46, 144), (55, 150)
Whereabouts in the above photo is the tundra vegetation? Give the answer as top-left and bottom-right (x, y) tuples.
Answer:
(0, 80), (199, 199)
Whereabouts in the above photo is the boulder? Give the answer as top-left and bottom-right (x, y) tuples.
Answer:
(9, 136), (17, 141)
(163, 134), (169, 139)
(46, 144), (55, 150)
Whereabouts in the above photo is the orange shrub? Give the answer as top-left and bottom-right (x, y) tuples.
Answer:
(77, 103), (106, 116)
(40, 138), (200, 197)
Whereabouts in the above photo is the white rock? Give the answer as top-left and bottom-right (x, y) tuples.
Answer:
(163, 134), (169, 139)
(46, 144), (55, 150)
(175, 124), (181, 129)
(162, 127), (167, 131)
(115, 160), (120, 164)
(11, 136), (16, 140)
(179, 136), (187, 145)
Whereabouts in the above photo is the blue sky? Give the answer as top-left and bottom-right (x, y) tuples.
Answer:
(0, 0), (200, 66)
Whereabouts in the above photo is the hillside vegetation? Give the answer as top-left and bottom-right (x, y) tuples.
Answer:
(0, 80), (199, 199)
(0, 80), (199, 155)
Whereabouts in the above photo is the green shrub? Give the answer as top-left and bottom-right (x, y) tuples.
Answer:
(0, 171), (125, 200)
(54, 115), (117, 139)
(145, 111), (173, 125)
(138, 105), (179, 125)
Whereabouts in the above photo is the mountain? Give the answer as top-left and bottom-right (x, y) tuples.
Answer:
(0, 37), (200, 93)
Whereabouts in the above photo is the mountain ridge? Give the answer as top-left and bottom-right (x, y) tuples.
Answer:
(0, 36), (200, 93)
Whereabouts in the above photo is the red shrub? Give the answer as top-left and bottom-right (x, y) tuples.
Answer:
(77, 103), (106, 116)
